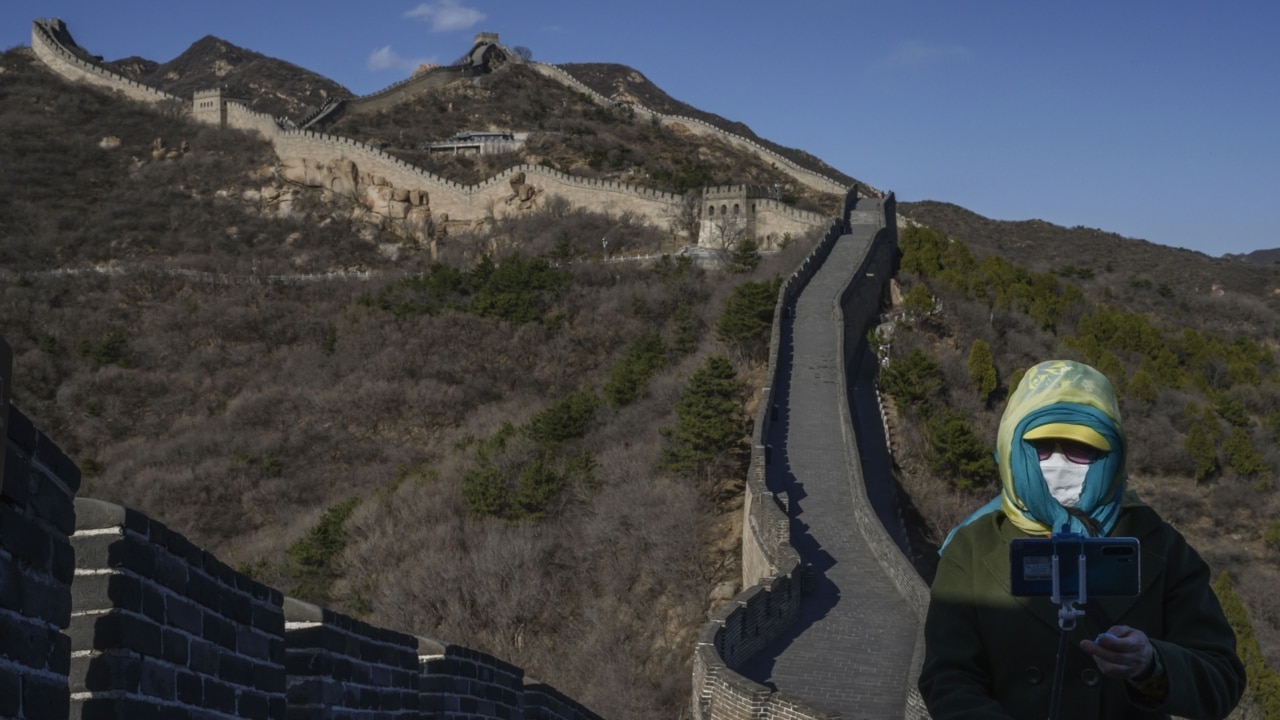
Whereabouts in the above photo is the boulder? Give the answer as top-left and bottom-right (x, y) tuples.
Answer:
(98, 136), (121, 150)
(328, 159), (359, 195)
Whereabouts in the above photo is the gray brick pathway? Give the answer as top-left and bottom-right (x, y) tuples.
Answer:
(737, 204), (920, 719)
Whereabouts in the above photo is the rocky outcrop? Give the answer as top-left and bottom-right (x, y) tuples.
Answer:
(280, 155), (435, 243)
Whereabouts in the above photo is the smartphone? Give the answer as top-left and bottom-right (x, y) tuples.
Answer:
(1010, 536), (1140, 597)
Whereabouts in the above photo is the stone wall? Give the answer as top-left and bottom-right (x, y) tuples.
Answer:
(418, 639), (602, 720)
(1, 383), (79, 720)
(283, 597), (419, 718)
(0, 334), (601, 720)
(526, 64), (852, 197)
(30, 19), (181, 107)
(28, 18), (847, 249)
(698, 185), (831, 251)
(689, 192), (856, 720)
(692, 189), (932, 719)
(832, 196), (931, 719)
(69, 498), (287, 718)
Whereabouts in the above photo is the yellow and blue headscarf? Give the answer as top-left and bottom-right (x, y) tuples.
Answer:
(941, 360), (1128, 550)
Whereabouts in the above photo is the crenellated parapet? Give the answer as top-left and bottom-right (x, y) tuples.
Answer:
(692, 191), (931, 719)
(30, 19), (183, 108)
(698, 184), (831, 250)
(526, 63), (854, 197)
(1, 330), (603, 720)
(1, 355), (79, 720)
(28, 18), (848, 245)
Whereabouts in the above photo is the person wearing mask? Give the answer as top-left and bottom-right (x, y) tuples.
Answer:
(918, 359), (1245, 719)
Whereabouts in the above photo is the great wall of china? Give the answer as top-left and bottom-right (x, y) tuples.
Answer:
(4, 20), (929, 719)
(29, 19), (842, 251)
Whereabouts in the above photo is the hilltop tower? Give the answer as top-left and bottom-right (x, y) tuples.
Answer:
(192, 88), (227, 128)
(192, 87), (250, 129)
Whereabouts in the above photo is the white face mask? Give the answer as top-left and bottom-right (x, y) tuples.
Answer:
(1041, 452), (1089, 507)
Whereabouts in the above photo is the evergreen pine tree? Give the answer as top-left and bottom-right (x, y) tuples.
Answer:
(716, 276), (781, 362)
(661, 355), (745, 475)
(967, 339), (998, 405)
(727, 238), (761, 273)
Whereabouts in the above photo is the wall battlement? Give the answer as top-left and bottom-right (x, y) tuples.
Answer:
(28, 17), (848, 246)
(691, 188), (931, 719)
(0, 370), (602, 719)
(19, 22), (927, 718)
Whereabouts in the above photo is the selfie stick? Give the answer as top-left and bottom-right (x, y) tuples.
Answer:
(1050, 529), (1088, 630)
(1048, 528), (1087, 720)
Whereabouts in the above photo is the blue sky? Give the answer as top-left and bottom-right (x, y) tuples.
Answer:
(6, 1), (1279, 256)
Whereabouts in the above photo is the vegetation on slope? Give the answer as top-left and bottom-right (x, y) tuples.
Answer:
(323, 61), (844, 216)
(881, 219), (1280, 712)
(0, 45), (827, 718)
(558, 62), (857, 188)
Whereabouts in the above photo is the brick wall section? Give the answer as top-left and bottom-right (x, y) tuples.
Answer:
(693, 189), (935, 719)
(526, 64), (852, 197)
(832, 196), (931, 718)
(521, 678), (601, 720)
(689, 191), (857, 720)
(29, 18), (848, 249)
(417, 638), (602, 720)
(30, 19), (181, 107)
(1, 401), (78, 720)
(283, 597), (420, 718)
(1, 330), (600, 720)
(69, 497), (287, 719)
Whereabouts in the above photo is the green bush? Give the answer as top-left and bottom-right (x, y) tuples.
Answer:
(926, 408), (996, 491)
(727, 238), (761, 274)
(1213, 572), (1280, 719)
(1263, 521), (1280, 553)
(716, 276), (782, 361)
(661, 355), (746, 476)
(462, 420), (596, 522)
(526, 391), (599, 448)
(76, 329), (129, 368)
(1184, 406), (1221, 483)
(880, 348), (945, 417)
(967, 339), (998, 405)
(604, 333), (668, 406)
(1223, 427), (1265, 478)
(287, 497), (359, 603)
(670, 303), (699, 357)
(364, 255), (569, 324)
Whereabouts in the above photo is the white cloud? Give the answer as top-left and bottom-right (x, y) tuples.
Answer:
(405, 1), (486, 32)
(367, 45), (435, 72)
(876, 40), (973, 71)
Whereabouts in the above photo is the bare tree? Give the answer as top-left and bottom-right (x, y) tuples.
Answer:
(703, 211), (750, 270)
(664, 191), (702, 245)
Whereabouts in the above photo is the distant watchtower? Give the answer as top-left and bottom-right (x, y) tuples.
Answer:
(193, 88), (227, 128)
(699, 185), (781, 248)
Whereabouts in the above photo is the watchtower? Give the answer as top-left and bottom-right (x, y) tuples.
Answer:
(699, 185), (781, 248)
(192, 88), (227, 128)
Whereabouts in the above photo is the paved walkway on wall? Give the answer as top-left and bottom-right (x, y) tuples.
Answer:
(737, 204), (920, 718)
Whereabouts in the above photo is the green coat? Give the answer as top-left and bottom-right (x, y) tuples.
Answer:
(918, 505), (1245, 720)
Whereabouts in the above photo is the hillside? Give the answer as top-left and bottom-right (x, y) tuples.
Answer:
(6, 21), (1280, 718)
(0, 41), (833, 719)
(107, 35), (352, 120)
(558, 62), (856, 189)
(887, 204), (1280, 711)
